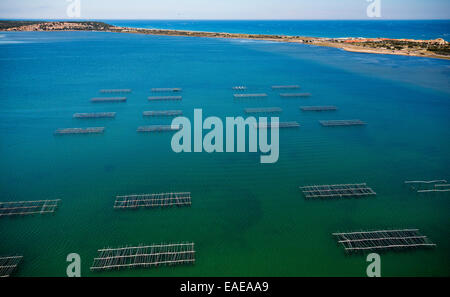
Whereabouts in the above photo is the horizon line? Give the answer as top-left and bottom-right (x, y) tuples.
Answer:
(1, 18), (450, 21)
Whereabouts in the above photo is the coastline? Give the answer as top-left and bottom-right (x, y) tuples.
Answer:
(1, 21), (449, 60)
(101, 27), (450, 60)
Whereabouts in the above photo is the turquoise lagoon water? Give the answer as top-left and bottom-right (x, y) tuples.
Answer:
(108, 20), (450, 40)
(0, 31), (449, 276)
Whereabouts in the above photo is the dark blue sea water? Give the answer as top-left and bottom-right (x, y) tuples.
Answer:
(108, 20), (450, 40)
(0, 30), (449, 276)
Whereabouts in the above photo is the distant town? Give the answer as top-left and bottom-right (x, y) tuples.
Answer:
(1, 20), (449, 59)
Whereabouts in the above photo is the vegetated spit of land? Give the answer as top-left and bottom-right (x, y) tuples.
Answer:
(1, 20), (449, 59)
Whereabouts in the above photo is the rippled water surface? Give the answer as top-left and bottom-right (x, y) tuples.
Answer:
(0, 31), (449, 276)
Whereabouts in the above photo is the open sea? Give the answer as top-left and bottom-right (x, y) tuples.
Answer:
(0, 20), (449, 276)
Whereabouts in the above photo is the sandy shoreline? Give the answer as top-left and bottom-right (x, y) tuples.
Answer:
(100, 27), (449, 60)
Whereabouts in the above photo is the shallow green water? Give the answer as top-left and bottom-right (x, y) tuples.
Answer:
(0, 31), (449, 276)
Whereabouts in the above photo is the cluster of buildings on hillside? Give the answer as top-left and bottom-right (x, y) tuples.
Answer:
(324, 37), (448, 45)
(5, 21), (111, 32)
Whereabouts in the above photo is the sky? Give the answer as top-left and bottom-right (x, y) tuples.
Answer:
(0, 0), (449, 20)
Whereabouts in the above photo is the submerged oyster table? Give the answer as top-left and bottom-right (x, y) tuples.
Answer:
(91, 97), (127, 103)
(148, 96), (182, 101)
(114, 192), (191, 209)
(90, 242), (195, 271)
(0, 199), (60, 217)
(256, 121), (300, 129)
(234, 93), (268, 98)
(137, 125), (181, 132)
(417, 185), (450, 193)
(319, 120), (366, 127)
(73, 112), (116, 119)
(0, 256), (23, 277)
(280, 93), (311, 97)
(272, 85), (300, 89)
(99, 89), (132, 94)
(151, 88), (182, 92)
(244, 107), (282, 114)
(143, 110), (183, 116)
(333, 229), (436, 253)
(405, 179), (447, 184)
(405, 179), (450, 193)
(300, 106), (337, 111)
(54, 127), (105, 135)
(300, 183), (376, 199)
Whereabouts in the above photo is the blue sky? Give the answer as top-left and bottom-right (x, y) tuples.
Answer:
(0, 0), (449, 20)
